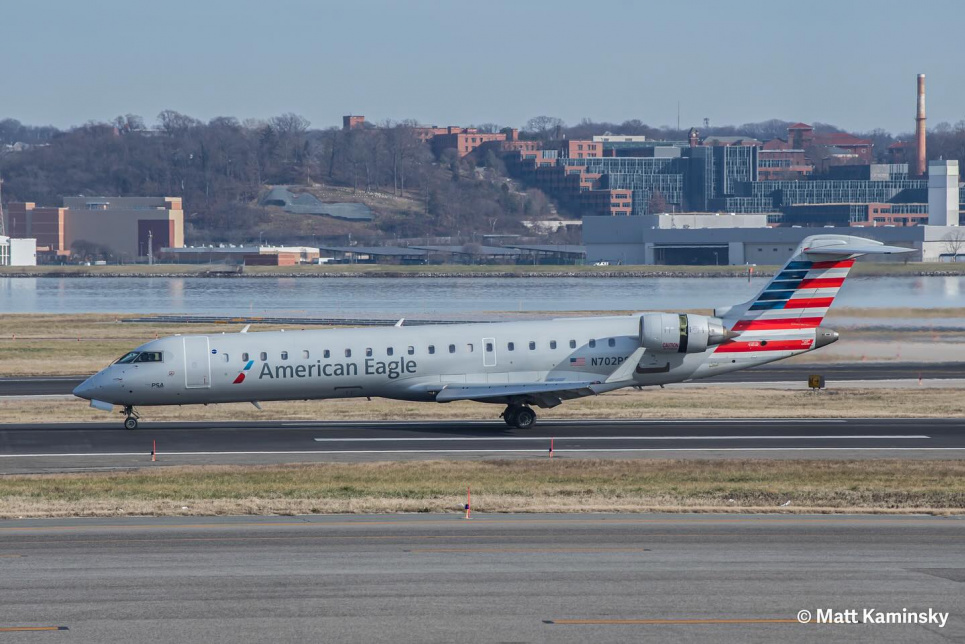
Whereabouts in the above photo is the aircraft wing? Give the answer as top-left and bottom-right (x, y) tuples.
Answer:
(434, 381), (600, 404)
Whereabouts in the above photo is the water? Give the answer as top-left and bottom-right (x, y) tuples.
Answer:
(1, 276), (962, 317)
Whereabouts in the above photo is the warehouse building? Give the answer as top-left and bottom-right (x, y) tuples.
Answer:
(7, 196), (184, 261)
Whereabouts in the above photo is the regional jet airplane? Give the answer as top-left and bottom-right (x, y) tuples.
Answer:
(74, 235), (910, 429)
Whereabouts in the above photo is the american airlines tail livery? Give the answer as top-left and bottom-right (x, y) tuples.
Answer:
(74, 235), (910, 429)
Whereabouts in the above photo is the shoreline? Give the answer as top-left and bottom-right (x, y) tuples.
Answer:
(2, 263), (964, 279)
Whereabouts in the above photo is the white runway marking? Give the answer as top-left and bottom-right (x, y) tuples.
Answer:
(313, 435), (930, 442)
(285, 419), (852, 427)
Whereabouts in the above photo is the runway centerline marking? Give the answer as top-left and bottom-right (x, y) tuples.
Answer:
(547, 618), (802, 625)
(285, 419), (852, 427)
(312, 435), (930, 442)
(410, 547), (651, 553)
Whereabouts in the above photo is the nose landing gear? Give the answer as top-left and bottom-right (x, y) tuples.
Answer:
(502, 405), (537, 429)
(122, 406), (140, 430)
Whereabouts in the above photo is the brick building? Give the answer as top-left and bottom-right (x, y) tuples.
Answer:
(8, 196), (184, 260)
(342, 115), (366, 130)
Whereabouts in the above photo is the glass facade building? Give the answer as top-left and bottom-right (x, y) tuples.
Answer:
(737, 180), (927, 208)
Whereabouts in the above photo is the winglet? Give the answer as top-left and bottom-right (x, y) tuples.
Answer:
(395, 318), (405, 327)
(605, 347), (646, 384)
(241, 324), (251, 334)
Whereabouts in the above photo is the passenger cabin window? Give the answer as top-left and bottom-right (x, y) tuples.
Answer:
(529, 341), (536, 350)
(260, 352), (268, 361)
(387, 347), (394, 356)
(324, 350), (331, 359)
(366, 348), (373, 357)
(589, 340), (596, 348)
(281, 351), (288, 360)
(608, 338), (616, 348)
(134, 351), (163, 363)
(302, 350), (310, 359)
(466, 344), (473, 352)
(507, 342), (515, 351)
(449, 344), (456, 354)
(550, 341), (557, 350)
(408, 346), (415, 355)
(242, 352), (249, 362)
(345, 349), (352, 358)
(569, 340), (576, 349)
(222, 354), (230, 363)
(428, 345), (435, 355)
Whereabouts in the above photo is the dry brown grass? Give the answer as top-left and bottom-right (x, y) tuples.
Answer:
(2, 460), (963, 519)
(0, 314), (308, 376)
(3, 386), (963, 424)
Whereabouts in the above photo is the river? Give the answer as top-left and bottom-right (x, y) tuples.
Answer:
(1, 276), (962, 317)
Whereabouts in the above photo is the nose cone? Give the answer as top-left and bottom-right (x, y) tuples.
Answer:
(815, 327), (839, 349)
(72, 376), (96, 400)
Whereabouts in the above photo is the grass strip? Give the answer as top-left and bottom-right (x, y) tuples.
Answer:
(2, 460), (963, 518)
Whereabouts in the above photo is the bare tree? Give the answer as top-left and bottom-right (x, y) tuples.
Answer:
(524, 116), (565, 141)
(942, 230), (965, 260)
(647, 190), (668, 214)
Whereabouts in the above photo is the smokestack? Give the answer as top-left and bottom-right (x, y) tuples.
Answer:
(915, 73), (926, 177)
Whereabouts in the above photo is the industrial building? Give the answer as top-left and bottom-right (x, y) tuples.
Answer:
(161, 245), (321, 265)
(583, 159), (962, 265)
(7, 196), (184, 261)
(0, 236), (37, 266)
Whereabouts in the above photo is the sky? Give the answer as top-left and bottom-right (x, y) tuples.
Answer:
(2, 0), (963, 135)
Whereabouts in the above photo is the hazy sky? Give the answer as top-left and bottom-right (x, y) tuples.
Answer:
(2, 0), (962, 134)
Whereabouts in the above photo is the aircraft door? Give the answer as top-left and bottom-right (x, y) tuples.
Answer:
(183, 336), (211, 388)
(483, 337), (496, 367)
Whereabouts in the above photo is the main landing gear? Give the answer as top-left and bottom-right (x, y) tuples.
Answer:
(122, 405), (140, 430)
(503, 405), (537, 429)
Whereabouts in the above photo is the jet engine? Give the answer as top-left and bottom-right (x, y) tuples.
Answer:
(639, 313), (732, 354)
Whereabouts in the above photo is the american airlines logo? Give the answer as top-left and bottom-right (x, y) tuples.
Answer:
(233, 360), (255, 384)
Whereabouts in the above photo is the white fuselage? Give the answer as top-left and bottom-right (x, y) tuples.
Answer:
(73, 314), (817, 408)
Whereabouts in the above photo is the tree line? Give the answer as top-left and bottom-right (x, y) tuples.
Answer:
(0, 113), (556, 244)
(2, 112), (963, 246)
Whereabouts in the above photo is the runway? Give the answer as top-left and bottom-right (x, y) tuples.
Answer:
(0, 513), (961, 643)
(1, 418), (963, 473)
(3, 362), (963, 396)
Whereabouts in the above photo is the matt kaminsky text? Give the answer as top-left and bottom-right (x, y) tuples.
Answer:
(801, 608), (949, 627)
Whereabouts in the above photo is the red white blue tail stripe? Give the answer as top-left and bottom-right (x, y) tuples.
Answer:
(714, 257), (855, 354)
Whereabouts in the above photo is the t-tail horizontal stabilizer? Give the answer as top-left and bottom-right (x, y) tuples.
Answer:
(801, 236), (915, 258)
(715, 235), (914, 322)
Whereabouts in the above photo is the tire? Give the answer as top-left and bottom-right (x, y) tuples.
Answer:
(124, 417), (138, 430)
(503, 407), (519, 427)
(514, 407), (536, 429)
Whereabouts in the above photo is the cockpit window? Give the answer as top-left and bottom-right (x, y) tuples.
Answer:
(134, 352), (163, 363)
(115, 352), (140, 364)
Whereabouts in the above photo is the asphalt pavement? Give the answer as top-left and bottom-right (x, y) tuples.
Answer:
(3, 362), (963, 397)
(0, 513), (961, 643)
(1, 418), (963, 473)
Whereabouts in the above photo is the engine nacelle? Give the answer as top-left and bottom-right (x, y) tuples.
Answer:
(639, 313), (730, 354)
